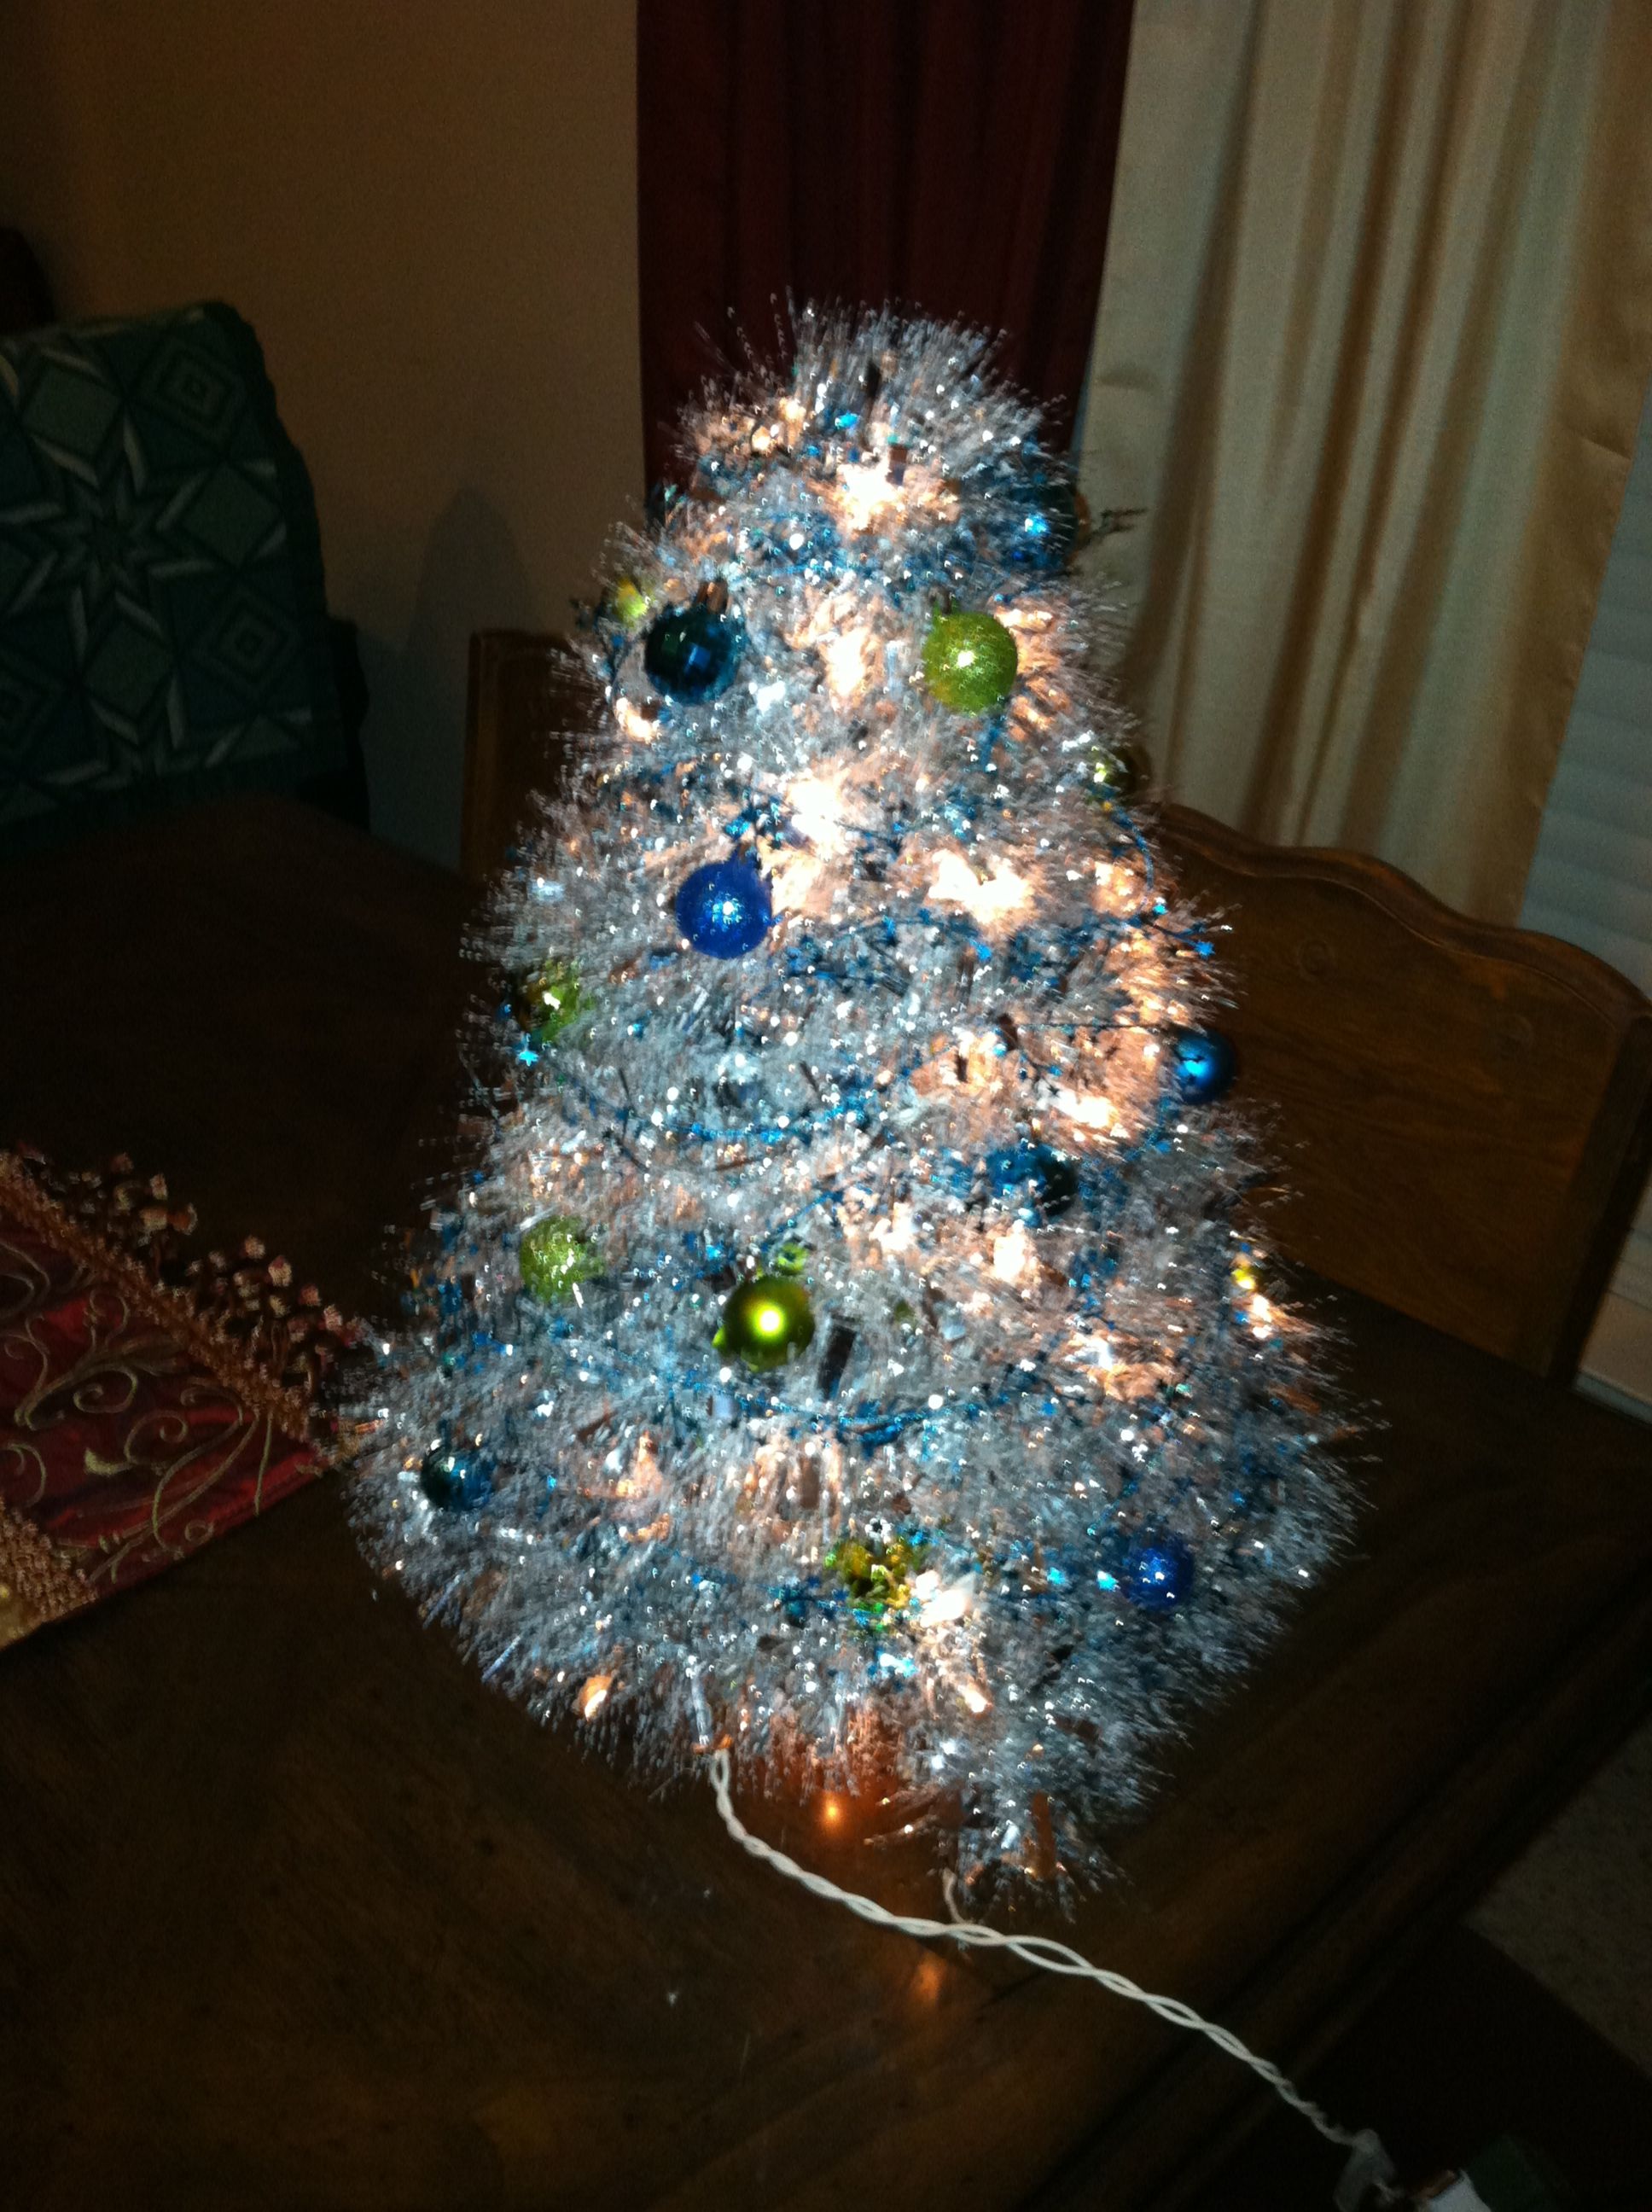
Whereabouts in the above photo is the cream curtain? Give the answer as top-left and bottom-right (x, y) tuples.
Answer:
(1077, 0), (1652, 919)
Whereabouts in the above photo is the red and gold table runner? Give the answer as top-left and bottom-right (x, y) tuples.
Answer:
(0, 1147), (356, 1647)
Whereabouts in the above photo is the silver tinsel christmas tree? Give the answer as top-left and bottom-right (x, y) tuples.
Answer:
(352, 310), (1353, 1895)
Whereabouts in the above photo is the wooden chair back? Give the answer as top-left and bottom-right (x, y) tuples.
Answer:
(462, 632), (601, 880)
(1159, 804), (1652, 1380)
(462, 630), (1652, 1382)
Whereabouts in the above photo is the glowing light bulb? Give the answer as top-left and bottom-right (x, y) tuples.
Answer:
(930, 850), (1032, 928)
(960, 1681), (991, 1716)
(787, 773), (849, 855)
(873, 1202), (916, 1256)
(992, 1220), (1036, 1284)
(914, 1569), (973, 1626)
(579, 1674), (613, 1720)
(835, 462), (903, 532)
(1055, 1086), (1115, 1132)
(821, 626), (871, 701)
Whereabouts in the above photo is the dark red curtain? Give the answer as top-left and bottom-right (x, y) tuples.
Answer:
(636, 0), (1136, 487)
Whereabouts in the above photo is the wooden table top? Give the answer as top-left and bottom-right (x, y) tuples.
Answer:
(4, 797), (1650, 2212)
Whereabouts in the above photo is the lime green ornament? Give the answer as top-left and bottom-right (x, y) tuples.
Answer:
(768, 1237), (810, 1278)
(827, 1533), (924, 1625)
(606, 574), (651, 631)
(713, 1275), (815, 1373)
(922, 608), (1019, 713)
(519, 1214), (602, 1302)
(512, 956), (588, 1045)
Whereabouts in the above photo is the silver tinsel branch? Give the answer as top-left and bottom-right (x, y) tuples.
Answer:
(350, 309), (1355, 1897)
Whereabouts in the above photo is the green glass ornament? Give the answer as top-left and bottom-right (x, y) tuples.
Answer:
(606, 574), (651, 631)
(519, 1214), (602, 1302)
(827, 1533), (923, 1624)
(713, 1275), (816, 1373)
(1084, 741), (1149, 807)
(511, 957), (588, 1045)
(768, 1237), (810, 1278)
(922, 608), (1019, 714)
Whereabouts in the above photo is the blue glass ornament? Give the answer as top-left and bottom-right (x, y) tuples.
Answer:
(1170, 1027), (1238, 1104)
(984, 1142), (1079, 1220)
(675, 857), (773, 958)
(643, 597), (742, 702)
(1120, 1534), (1195, 1612)
(420, 1441), (495, 1511)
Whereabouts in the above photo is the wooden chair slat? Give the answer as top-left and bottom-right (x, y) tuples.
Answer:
(462, 632), (598, 881)
(1159, 803), (1652, 1378)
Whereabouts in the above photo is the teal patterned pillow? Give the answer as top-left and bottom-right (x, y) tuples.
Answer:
(0, 301), (347, 856)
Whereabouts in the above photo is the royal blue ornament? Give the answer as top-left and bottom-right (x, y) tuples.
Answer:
(985, 1142), (1079, 1220)
(1170, 1027), (1238, 1104)
(643, 597), (742, 702)
(1120, 1534), (1195, 1612)
(675, 857), (773, 958)
(419, 1441), (495, 1511)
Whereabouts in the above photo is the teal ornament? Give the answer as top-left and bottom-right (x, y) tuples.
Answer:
(1003, 474), (1086, 573)
(644, 596), (742, 702)
(985, 1143), (1079, 1221)
(420, 1442), (495, 1511)
(922, 608), (1019, 713)
(1170, 1028), (1237, 1105)
(519, 1214), (602, 1302)
(714, 1275), (816, 1373)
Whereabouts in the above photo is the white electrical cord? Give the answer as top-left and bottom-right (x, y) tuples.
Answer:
(708, 1749), (1399, 2200)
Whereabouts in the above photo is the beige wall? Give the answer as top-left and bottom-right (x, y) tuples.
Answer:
(2, 0), (643, 862)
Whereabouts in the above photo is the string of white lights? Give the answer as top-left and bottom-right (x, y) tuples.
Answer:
(707, 1747), (1397, 2183)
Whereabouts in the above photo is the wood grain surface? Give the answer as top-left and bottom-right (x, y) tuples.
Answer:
(3, 798), (1649, 2211)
